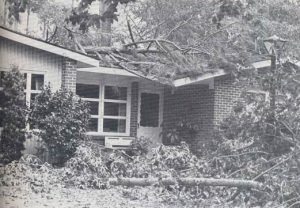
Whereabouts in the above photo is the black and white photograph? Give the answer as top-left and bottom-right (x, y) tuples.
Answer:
(0, 0), (300, 207)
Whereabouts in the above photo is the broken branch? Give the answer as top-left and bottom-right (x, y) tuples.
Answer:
(109, 177), (263, 189)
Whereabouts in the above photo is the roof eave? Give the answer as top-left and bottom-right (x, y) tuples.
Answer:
(0, 27), (99, 67)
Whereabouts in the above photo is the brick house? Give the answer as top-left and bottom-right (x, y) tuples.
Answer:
(0, 26), (276, 151)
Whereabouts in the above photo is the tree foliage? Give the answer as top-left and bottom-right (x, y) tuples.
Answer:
(120, 0), (300, 72)
(6, 0), (136, 32)
(0, 67), (28, 164)
(29, 86), (90, 166)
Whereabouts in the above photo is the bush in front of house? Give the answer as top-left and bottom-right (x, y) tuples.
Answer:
(30, 86), (90, 166)
(129, 136), (152, 155)
(64, 141), (109, 189)
(0, 67), (28, 164)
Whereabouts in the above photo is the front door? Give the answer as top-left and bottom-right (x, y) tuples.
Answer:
(137, 85), (163, 145)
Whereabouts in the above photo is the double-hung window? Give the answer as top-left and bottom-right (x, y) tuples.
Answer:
(24, 73), (45, 108)
(0, 71), (44, 129)
(76, 83), (130, 136)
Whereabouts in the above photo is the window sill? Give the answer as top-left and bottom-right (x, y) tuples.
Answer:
(86, 131), (130, 137)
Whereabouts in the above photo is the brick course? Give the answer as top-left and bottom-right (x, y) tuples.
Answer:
(213, 75), (243, 125)
(163, 84), (215, 148)
(163, 75), (244, 150)
(61, 58), (77, 93)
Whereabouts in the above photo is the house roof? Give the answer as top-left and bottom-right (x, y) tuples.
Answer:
(0, 26), (99, 67)
(2, 26), (299, 87)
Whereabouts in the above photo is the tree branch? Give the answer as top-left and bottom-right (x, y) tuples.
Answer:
(127, 19), (137, 48)
(252, 153), (295, 181)
(164, 15), (194, 39)
(109, 177), (263, 189)
(202, 22), (238, 42)
(46, 26), (58, 43)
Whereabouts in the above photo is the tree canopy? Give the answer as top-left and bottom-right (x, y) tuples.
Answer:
(4, 0), (300, 82)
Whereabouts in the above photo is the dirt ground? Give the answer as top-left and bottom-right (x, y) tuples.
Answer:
(0, 185), (171, 208)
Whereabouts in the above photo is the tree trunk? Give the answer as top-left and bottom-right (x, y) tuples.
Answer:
(26, 1), (31, 35)
(109, 177), (263, 189)
(269, 51), (276, 122)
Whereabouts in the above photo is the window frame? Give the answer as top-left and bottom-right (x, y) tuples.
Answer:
(0, 70), (45, 131)
(140, 92), (160, 128)
(24, 72), (45, 108)
(246, 88), (270, 101)
(78, 80), (131, 136)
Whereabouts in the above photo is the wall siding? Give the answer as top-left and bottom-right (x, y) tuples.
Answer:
(0, 37), (62, 91)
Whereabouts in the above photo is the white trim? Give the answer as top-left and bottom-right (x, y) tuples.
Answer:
(252, 59), (300, 69)
(103, 116), (127, 119)
(86, 131), (129, 137)
(173, 69), (226, 87)
(172, 59), (300, 87)
(77, 82), (131, 136)
(77, 67), (138, 77)
(247, 89), (269, 100)
(252, 60), (272, 69)
(0, 27), (99, 67)
(24, 72), (45, 108)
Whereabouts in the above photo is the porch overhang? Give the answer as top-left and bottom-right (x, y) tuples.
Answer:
(77, 67), (138, 77)
(173, 69), (226, 87)
(77, 59), (300, 88)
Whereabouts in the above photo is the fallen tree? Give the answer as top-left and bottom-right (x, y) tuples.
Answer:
(108, 177), (263, 189)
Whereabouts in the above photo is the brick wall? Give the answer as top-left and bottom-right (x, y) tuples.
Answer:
(163, 84), (215, 148)
(130, 82), (139, 137)
(213, 75), (243, 125)
(163, 75), (244, 151)
(62, 58), (77, 93)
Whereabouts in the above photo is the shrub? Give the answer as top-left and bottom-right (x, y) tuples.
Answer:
(30, 86), (90, 166)
(0, 67), (28, 164)
(214, 87), (300, 206)
(64, 141), (109, 189)
(130, 136), (152, 155)
(161, 120), (198, 146)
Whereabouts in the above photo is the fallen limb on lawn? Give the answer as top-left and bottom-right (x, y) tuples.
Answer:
(109, 177), (263, 189)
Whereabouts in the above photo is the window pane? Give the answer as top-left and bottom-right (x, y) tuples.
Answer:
(30, 93), (39, 109)
(31, 74), (44, 90)
(88, 101), (99, 115)
(140, 93), (159, 127)
(23, 73), (27, 89)
(0, 110), (4, 127)
(0, 91), (7, 107)
(87, 118), (98, 132)
(103, 119), (126, 133)
(104, 86), (127, 100)
(0, 71), (5, 88)
(76, 84), (99, 98)
(104, 102), (126, 116)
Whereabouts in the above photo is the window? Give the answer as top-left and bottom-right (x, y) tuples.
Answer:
(103, 86), (127, 133)
(24, 73), (45, 108)
(0, 71), (44, 129)
(140, 93), (160, 127)
(76, 83), (130, 135)
(245, 89), (269, 102)
(0, 71), (5, 128)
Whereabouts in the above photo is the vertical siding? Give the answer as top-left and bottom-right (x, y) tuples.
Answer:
(0, 37), (63, 160)
(0, 37), (62, 91)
